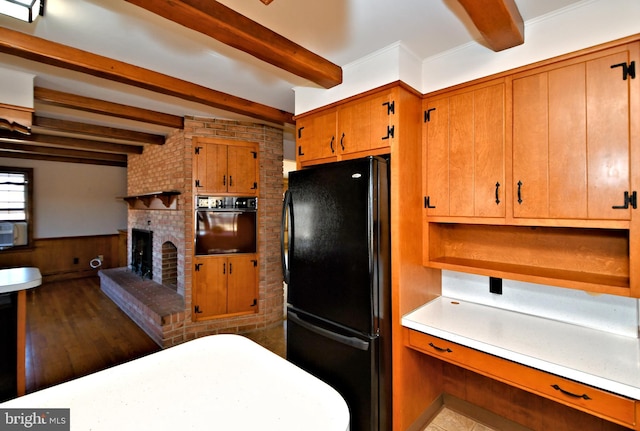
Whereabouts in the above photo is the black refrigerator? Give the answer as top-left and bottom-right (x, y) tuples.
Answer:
(281, 156), (391, 431)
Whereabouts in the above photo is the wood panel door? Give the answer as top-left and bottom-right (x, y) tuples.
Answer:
(227, 144), (258, 195)
(296, 110), (337, 166)
(194, 141), (227, 194)
(424, 81), (505, 218)
(193, 256), (227, 320)
(226, 255), (258, 314)
(337, 91), (395, 156)
(512, 45), (634, 221)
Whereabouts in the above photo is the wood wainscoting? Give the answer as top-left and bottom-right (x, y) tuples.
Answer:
(0, 234), (121, 281)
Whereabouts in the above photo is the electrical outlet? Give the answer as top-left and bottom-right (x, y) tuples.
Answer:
(489, 277), (502, 295)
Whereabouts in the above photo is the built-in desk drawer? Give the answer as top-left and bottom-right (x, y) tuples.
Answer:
(406, 328), (638, 429)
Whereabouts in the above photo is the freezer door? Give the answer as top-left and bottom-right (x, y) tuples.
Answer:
(287, 309), (385, 431)
(286, 156), (389, 334)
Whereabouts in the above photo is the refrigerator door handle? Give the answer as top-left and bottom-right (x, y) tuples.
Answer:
(289, 311), (370, 351)
(281, 190), (292, 284)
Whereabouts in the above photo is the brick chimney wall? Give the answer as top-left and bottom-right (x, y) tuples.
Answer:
(127, 117), (285, 346)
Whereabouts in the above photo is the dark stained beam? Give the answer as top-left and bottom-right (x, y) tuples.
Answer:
(125, 0), (342, 89)
(457, 0), (524, 51)
(0, 130), (144, 154)
(0, 27), (294, 125)
(34, 88), (183, 130)
(0, 142), (128, 167)
(33, 115), (166, 146)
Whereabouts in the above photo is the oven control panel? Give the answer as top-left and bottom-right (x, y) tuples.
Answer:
(197, 196), (257, 210)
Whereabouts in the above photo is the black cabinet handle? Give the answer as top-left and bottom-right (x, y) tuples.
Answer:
(229, 175), (233, 187)
(495, 182), (501, 205)
(223, 262), (226, 274)
(330, 136), (335, 153)
(517, 181), (523, 204)
(223, 175), (226, 186)
(551, 384), (591, 400)
(429, 342), (452, 353)
(340, 133), (345, 151)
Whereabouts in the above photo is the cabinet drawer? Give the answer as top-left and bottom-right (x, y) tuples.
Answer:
(406, 329), (638, 429)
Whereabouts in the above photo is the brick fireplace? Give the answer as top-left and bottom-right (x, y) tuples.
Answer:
(99, 117), (285, 348)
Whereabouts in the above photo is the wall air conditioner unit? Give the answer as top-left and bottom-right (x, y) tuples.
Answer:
(0, 222), (27, 248)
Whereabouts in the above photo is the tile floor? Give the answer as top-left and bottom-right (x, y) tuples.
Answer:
(423, 407), (497, 431)
(245, 322), (496, 431)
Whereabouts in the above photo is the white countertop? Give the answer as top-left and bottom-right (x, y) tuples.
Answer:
(1, 334), (350, 431)
(402, 297), (640, 400)
(0, 267), (42, 294)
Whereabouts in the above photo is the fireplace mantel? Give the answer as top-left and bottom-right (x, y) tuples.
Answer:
(122, 191), (180, 210)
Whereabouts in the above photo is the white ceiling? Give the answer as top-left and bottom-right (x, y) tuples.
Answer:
(0, 0), (584, 138)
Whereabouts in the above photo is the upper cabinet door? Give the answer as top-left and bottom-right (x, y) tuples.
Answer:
(194, 138), (259, 195)
(296, 110), (338, 167)
(424, 81), (505, 219)
(337, 91), (395, 157)
(512, 45), (635, 221)
(227, 144), (258, 195)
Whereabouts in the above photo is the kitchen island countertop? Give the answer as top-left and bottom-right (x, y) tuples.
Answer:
(0, 334), (350, 431)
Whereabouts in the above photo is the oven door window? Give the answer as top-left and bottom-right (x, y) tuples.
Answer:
(196, 211), (257, 255)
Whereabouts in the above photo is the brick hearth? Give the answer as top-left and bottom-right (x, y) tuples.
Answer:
(99, 267), (184, 347)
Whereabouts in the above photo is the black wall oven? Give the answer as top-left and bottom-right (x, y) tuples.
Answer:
(195, 196), (257, 255)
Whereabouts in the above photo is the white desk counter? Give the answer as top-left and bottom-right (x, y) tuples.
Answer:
(0, 267), (42, 294)
(402, 297), (640, 400)
(1, 334), (350, 431)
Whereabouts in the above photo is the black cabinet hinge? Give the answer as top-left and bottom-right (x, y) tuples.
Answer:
(194, 146), (202, 155)
(251, 151), (257, 159)
(382, 125), (395, 140)
(251, 299), (257, 307)
(611, 61), (636, 80)
(297, 126), (305, 139)
(251, 259), (258, 267)
(612, 191), (637, 209)
(194, 305), (203, 314)
(251, 182), (257, 190)
(298, 146), (305, 156)
(195, 263), (203, 271)
(424, 196), (436, 209)
(424, 108), (436, 123)
(195, 179), (202, 188)
(383, 101), (395, 115)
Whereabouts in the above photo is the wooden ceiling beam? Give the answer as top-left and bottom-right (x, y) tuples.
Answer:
(33, 115), (166, 146)
(34, 88), (183, 130)
(0, 130), (144, 154)
(125, 0), (342, 89)
(0, 142), (128, 167)
(457, 0), (524, 51)
(0, 27), (294, 125)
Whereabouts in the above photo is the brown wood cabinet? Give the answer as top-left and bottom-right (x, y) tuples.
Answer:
(423, 79), (505, 219)
(193, 137), (259, 195)
(406, 328), (639, 430)
(295, 84), (404, 167)
(192, 254), (258, 321)
(512, 44), (635, 222)
(422, 37), (640, 298)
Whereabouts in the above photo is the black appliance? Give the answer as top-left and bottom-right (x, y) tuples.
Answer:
(195, 196), (257, 255)
(281, 156), (391, 431)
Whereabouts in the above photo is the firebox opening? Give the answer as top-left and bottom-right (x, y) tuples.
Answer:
(162, 241), (178, 291)
(131, 228), (152, 279)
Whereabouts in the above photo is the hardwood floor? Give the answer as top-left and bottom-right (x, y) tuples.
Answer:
(24, 276), (286, 394)
(24, 277), (160, 393)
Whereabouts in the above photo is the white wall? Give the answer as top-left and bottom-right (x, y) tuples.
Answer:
(294, 0), (640, 114)
(0, 158), (127, 238)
